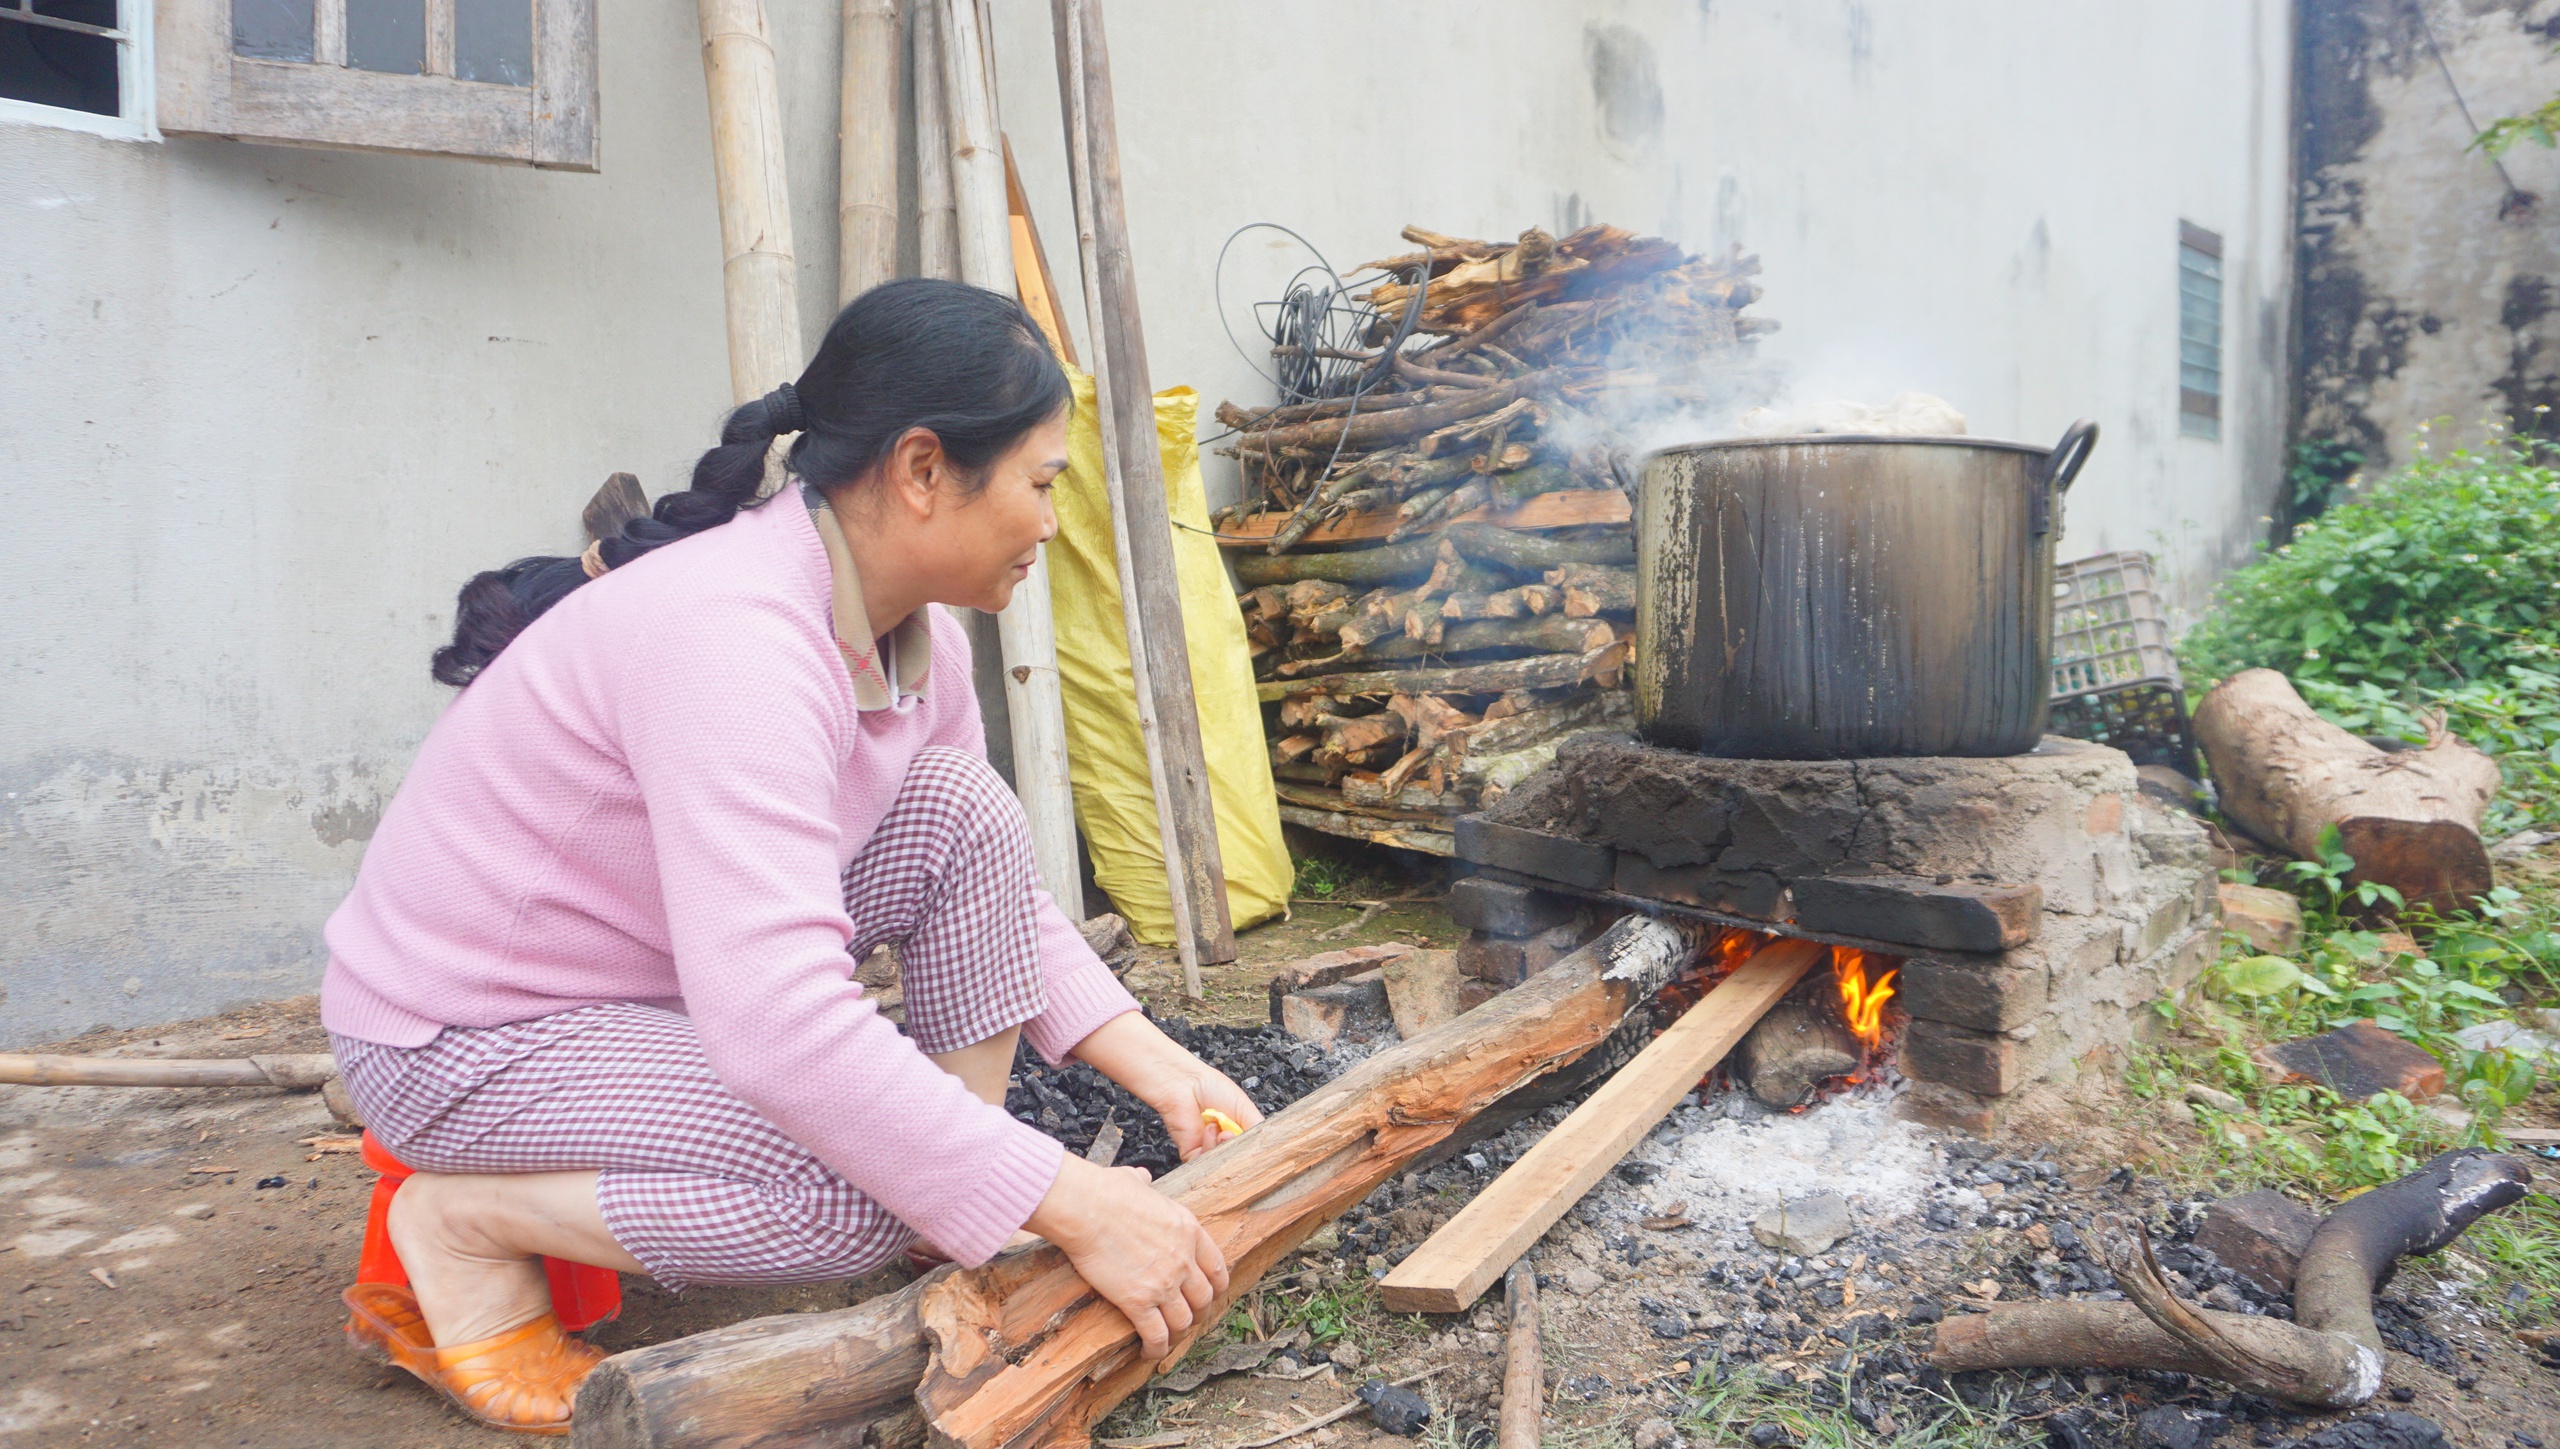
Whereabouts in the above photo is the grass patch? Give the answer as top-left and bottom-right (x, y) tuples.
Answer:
(1675, 1365), (2034, 1449)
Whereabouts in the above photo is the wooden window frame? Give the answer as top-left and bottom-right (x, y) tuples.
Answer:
(155, 0), (593, 169)
(0, 0), (158, 141)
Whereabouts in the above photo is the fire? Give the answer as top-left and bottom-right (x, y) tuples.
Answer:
(1833, 948), (1897, 1050)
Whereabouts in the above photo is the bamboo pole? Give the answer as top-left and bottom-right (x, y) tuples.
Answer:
(0, 1053), (337, 1089)
(911, 0), (958, 280)
(1053, 0), (1238, 973)
(837, 0), (901, 303)
(1050, 0), (1199, 997)
(939, 0), (1082, 915)
(696, 0), (803, 402)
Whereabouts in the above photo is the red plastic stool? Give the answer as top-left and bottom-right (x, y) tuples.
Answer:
(356, 1130), (622, 1333)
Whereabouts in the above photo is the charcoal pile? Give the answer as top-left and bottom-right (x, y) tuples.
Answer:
(1213, 223), (1776, 848)
(1006, 1013), (1347, 1176)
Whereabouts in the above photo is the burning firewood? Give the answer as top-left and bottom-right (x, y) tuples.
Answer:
(1928, 1149), (2534, 1407)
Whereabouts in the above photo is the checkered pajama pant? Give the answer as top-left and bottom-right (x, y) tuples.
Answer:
(331, 748), (1047, 1289)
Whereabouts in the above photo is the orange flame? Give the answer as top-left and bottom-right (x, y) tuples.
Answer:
(1833, 948), (1897, 1050)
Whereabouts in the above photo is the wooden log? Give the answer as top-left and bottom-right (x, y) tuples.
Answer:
(1320, 712), (1408, 758)
(1216, 489), (1632, 552)
(1499, 1261), (1542, 1449)
(1233, 537), (1442, 589)
(0, 1053), (337, 1089)
(1441, 522), (1635, 575)
(1272, 735), (1318, 765)
(1258, 648), (1612, 704)
(2193, 669), (2502, 916)
(1451, 690), (1630, 759)
(1379, 938), (1824, 1313)
(910, 0), (958, 280)
(909, 917), (1701, 1449)
(837, 0), (901, 303)
(1333, 617), (1612, 664)
(1927, 1152), (2534, 1408)
(1276, 696), (1360, 730)
(1236, 378), (1535, 457)
(696, 0), (803, 402)
(1053, 0), (1236, 975)
(939, 0), (1081, 916)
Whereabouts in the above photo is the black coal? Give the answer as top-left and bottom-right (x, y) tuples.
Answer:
(1005, 1011), (1346, 1177)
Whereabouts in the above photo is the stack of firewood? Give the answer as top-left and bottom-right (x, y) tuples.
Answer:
(1215, 223), (1775, 839)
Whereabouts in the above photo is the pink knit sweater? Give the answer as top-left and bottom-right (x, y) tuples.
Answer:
(321, 491), (1139, 1266)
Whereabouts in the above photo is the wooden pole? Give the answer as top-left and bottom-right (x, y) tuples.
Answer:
(1053, 0), (1238, 970)
(1499, 1261), (1543, 1449)
(696, 0), (803, 402)
(1380, 937), (1825, 1314)
(837, 0), (901, 304)
(1050, 0), (1201, 998)
(938, 0), (1083, 915)
(570, 915), (1700, 1448)
(0, 1052), (336, 1089)
(911, 0), (958, 281)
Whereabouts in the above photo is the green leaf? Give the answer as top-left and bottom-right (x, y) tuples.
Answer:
(2215, 955), (2307, 998)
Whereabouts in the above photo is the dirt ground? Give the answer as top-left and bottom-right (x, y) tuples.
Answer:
(0, 882), (1451, 1449)
(6, 868), (2556, 1448)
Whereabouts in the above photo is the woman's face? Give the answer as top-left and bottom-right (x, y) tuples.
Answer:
(921, 409), (1070, 613)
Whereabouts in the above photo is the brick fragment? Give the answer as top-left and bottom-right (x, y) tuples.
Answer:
(1448, 877), (1581, 936)
(2253, 1020), (2446, 1101)
(1382, 950), (1463, 1038)
(1898, 1019), (2023, 1095)
(1452, 815), (1615, 890)
(2216, 883), (2304, 956)
(1278, 973), (1391, 1048)
(1266, 943), (1414, 1026)
(1893, 1081), (1996, 1135)
(1791, 875), (2041, 951)
(2193, 1188), (2320, 1295)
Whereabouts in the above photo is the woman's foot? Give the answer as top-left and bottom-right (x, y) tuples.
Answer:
(385, 1171), (559, 1347)
(345, 1283), (602, 1436)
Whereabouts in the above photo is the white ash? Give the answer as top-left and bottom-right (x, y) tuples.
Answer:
(1593, 1086), (1943, 1245)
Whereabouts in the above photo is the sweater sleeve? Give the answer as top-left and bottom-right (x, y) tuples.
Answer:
(926, 611), (1141, 1066)
(617, 596), (1063, 1265)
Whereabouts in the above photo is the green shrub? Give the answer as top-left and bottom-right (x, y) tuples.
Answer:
(2180, 429), (2560, 691)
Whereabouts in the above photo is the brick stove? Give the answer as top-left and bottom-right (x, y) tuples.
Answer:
(1446, 733), (2222, 1133)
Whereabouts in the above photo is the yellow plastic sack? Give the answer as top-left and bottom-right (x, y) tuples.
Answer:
(1048, 370), (1290, 944)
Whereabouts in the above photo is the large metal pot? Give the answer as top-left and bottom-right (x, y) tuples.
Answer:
(1633, 420), (2098, 759)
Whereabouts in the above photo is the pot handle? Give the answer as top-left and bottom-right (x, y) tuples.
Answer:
(2031, 418), (2100, 536)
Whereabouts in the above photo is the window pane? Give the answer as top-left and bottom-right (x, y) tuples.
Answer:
(0, 7), (120, 116)
(454, 0), (531, 85)
(234, 0), (314, 60)
(347, 0), (422, 75)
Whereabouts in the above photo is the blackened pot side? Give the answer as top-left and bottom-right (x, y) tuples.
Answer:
(1633, 422), (2096, 759)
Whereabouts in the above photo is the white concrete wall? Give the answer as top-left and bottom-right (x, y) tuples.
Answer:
(2295, 0), (2560, 478)
(996, 0), (2297, 617)
(1, 0), (2293, 1047)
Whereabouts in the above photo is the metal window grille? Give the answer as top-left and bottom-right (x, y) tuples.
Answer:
(0, 0), (149, 135)
(2178, 222), (2223, 442)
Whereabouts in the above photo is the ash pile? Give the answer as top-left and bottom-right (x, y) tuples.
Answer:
(1214, 223), (1776, 849)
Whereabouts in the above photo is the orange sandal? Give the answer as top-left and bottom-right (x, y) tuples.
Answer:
(344, 1282), (604, 1436)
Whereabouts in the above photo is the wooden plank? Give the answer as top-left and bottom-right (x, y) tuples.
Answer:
(1053, 0), (1237, 972)
(697, 0), (802, 402)
(1277, 804), (1453, 857)
(1216, 488), (1632, 550)
(1003, 135), (1076, 365)
(1379, 937), (1824, 1314)
(941, 0), (1083, 915)
(530, 0), (599, 168)
(1272, 780), (1453, 825)
(836, 0), (901, 302)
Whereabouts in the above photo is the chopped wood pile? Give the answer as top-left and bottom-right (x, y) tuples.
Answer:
(1215, 224), (1777, 846)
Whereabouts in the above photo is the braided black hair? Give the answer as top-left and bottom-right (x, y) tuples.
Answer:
(431, 279), (1068, 686)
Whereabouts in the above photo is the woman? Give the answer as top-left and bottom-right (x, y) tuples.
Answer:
(323, 280), (1261, 1436)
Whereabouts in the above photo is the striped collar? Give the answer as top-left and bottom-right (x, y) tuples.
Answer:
(801, 481), (932, 711)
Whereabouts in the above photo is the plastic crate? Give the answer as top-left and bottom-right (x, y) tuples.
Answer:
(2051, 551), (2181, 699)
(2046, 552), (2199, 777)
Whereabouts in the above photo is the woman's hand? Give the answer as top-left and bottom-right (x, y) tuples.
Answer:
(1024, 1154), (1229, 1364)
(1071, 1013), (1266, 1163)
